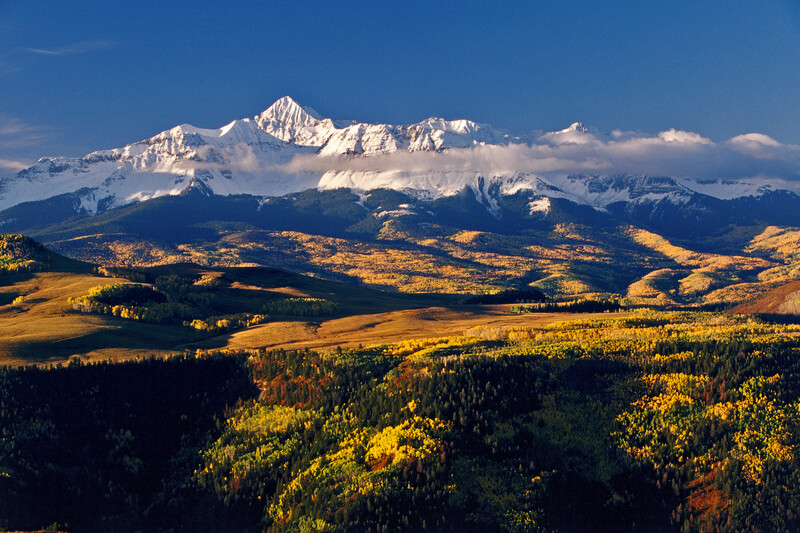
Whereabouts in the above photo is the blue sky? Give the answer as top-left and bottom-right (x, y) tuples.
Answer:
(1, 0), (799, 171)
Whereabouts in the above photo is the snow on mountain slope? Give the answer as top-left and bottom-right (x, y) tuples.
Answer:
(317, 123), (408, 157)
(1, 96), (798, 217)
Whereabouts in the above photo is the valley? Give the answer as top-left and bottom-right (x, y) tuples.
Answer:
(0, 234), (623, 365)
(2, 97), (800, 533)
(2, 183), (795, 309)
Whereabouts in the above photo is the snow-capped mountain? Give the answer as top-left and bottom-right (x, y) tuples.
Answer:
(0, 97), (522, 214)
(1, 96), (798, 220)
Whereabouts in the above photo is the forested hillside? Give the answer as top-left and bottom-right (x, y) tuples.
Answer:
(3, 311), (800, 532)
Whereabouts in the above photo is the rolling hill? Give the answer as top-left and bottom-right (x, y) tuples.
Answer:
(4, 189), (796, 307)
(1, 234), (591, 365)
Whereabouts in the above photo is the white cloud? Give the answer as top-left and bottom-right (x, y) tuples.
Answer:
(656, 129), (713, 144)
(0, 158), (29, 171)
(273, 128), (800, 181)
(20, 40), (113, 56)
(184, 144), (265, 173)
(726, 133), (790, 162)
(0, 114), (46, 151)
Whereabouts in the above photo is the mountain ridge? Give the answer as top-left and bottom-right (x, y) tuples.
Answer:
(3, 96), (797, 222)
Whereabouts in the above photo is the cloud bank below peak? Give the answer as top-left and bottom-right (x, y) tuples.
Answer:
(274, 126), (800, 182)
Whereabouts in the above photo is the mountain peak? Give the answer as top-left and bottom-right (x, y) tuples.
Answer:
(253, 96), (332, 146)
(562, 122), (595, 134)
(259, 96), (323, 125)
